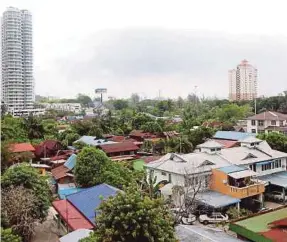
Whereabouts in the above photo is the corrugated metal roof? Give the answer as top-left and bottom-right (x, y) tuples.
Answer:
(64, 154), (77, 170)
(59, 229), (92, 242)
(58, 187), (86, 200)
(213, 131), (255, 141)
(9, 143), (35, 153)
(52, 200), (94, 230)
(75, 136), (118, 146)
(258, 171), (287, 188)
(67, 183), (119, 225)
(195, 190), (240, 208)
(99, 142), (139, 154)
(218, 165), (247, 174)
(228, 170), (258, 179)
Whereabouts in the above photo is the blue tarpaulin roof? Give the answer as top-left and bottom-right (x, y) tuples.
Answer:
(213, 131), (255, 141)
(58, 187), (85, 199)
(67, 184), (119, 224)
(258, 171), (287, 188)
(64, 154), (77, 170)
(218, 165), (247, 174)
(195, 190), (241, 208)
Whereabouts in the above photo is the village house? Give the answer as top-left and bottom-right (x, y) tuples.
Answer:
(145, 137), (287, 210)
(246, 110), (287, 134)
(99, 142), (140, 157)
(52, 184), (119, 232)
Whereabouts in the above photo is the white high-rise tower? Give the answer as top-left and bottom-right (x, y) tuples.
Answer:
(1, 7), (34, 111)
(229, 60), (258, 101)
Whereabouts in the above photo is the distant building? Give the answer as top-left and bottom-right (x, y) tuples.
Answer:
(1, 7), (35, 111)
(246, 111), (287, 134)
(229, 60), (258, 101)
(42, 103), (82, 114)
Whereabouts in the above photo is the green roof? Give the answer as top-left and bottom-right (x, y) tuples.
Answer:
(234, 207), (287, 233)
(133, 159), (145, 171)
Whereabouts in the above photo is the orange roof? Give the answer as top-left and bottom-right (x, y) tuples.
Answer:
(9, 143), (35, 153)
(210, 139), (238, 148)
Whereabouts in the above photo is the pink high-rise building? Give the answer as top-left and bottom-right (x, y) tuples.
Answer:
(229, 60), (258, 101)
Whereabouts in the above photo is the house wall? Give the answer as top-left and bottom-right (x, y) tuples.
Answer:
(250, 157), (287, 176)
(247, 119), (287, 134)
(57, 176), (74, 184)
(211, 169), (265, 199)
(146, 167), (185, 186)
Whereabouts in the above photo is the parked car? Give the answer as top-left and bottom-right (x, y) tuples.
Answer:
(265, 191), (286, 202)
(199, 212), (228, 225)
(170, 208), (196, 225)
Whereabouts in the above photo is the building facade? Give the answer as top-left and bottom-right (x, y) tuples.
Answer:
(1, 7), (34, 111)
(229, 60), (258, 101)
(246, 111), (287, 134)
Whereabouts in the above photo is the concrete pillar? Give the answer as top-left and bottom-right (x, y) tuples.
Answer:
(237, 202), (240, 213)
(259, 193), (264, 208)
(283, 187), (286, 205)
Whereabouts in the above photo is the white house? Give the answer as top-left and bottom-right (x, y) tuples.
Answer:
(145, 137), (287, 201)
(246, 111), (287, 134)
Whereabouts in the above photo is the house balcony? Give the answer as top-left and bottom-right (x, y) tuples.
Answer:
(228, 182), (265, 199)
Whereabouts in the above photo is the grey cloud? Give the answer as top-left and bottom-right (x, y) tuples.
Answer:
(54, 28), (287, 97)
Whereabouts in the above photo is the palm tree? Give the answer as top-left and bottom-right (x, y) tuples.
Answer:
(23, 115), (44, 139)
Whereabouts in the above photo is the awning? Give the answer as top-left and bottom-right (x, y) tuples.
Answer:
(229, 170), (258, 179)
(258, 171), (287, 188)
(194, 190), (240, 208)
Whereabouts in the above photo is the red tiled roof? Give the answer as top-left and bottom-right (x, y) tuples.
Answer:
(99, 142), (140, 154)
(9, 143), (35, 153)
(210, 139), (238, 148)
(129, 130), (158, 138)
(51, 165), (70, 180)
(142, 156), (162, 163)
(50, 155), (69, 161)
(261, 218), (287, 242)
(247, 111), (287, 121)
(108, 136), (125, 142)
(52, 200), (94, 230)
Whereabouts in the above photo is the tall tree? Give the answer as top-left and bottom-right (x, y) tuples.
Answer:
(1, 164), (50, 220)
(2, 186), (39, 242)
(80, 185), (176, 242)
(22, 115), (45, 139)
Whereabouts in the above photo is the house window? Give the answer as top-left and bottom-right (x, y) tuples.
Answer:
(251, 120), (256, 126)
(271, 120), (276, 125)
(210, 148), (215, 152)
(262, 163), (272, 171)
(161, 172), (167, 176)
(251, 129), (256, 133)
(168, 174), (172, 182)
(258, 120), (264, 126)
(274, 159), (282, 168)
(280, 121), (284, 126)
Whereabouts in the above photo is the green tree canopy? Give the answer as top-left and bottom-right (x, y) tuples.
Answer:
(80, 185), (176, 242)
(1, 164), (51, 220)
(1, 228), (22, 242)
(74, 147), (110, 187)
(257, 132), (287, 152)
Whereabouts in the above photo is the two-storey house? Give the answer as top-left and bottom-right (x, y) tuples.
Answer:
(246, 111), (287, 134)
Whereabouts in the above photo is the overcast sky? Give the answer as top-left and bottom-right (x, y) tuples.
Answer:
(1, 0), (287, 100)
